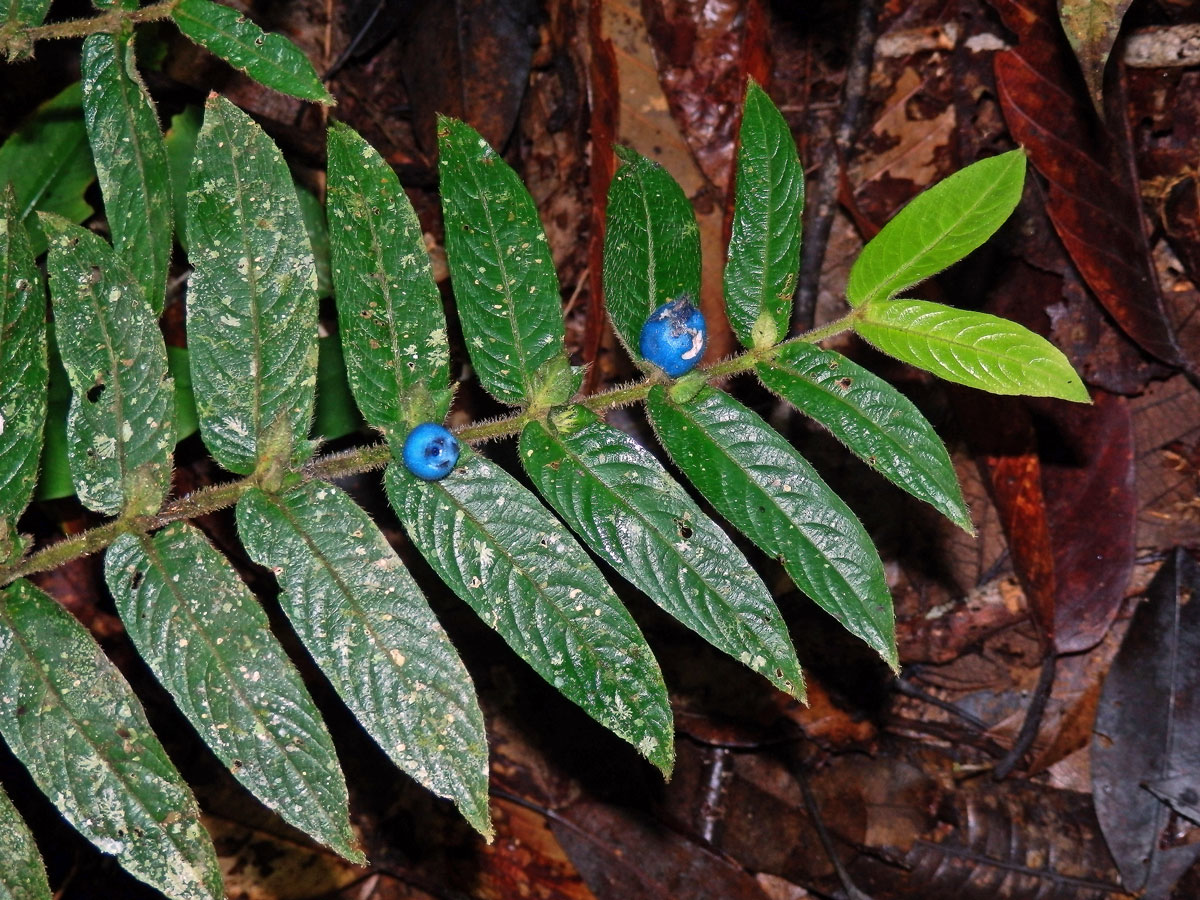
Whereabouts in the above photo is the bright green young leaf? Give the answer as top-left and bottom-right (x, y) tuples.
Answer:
(647, 385), (896, 669)
(0, 579), (223, 900)
(520, 407), (804, 699)
(171, 0), (333, 104)
(853, 299), (1091, 401)
(0, 82), (94, 252)
(313, 333), (364, 440)
(295, 182), (332, 298)
(42, 216), (174, 516)
(385, 453), (675, 773)
(187, 95), (318, 475)
(0, 781), (50, 900)
(105, 524), (363, 863)
(236, 482), (492, 837)
(603, 146), (701, 356)
(328, 122), (451, 438)
(438, 116), (565, 406)
(164, 105), (202, 252)
(725, 80), (803, 349)
(0, 188), (46, 554)
(756, 341), (971, 532)
(846, 150), (1026, 308)
(81, 32), (173, 314)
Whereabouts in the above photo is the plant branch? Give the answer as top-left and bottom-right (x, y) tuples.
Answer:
(14, 1), (178, 45)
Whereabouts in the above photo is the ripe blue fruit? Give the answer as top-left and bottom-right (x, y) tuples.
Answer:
(639, 296), (707, 377)
(403, 423), (460, 481)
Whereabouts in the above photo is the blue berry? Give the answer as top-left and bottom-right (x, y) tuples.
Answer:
(403, 423), (460, 481)
(639, 296), (707, 377)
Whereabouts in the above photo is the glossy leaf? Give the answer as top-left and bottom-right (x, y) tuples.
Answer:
(105, 524), (362, 863)
(42, 216), (174, 516)
(81, 32), (173, 314)
(385, 453), (674, 773)
(171, 0), (333, 104)
(438, 116), (565, 406)
(0, 782), (50, 900)
(724, 80), (803, 349)
(756, 341), (971, 531)
(520, 408), (804, 699)
(0, 188), (46, 554)
(846, 150), (1026, 308)
(647, 385), (896, 669)
(853, 299), (1090, 401)
(328, 121), (450, 438)
(0, 579), (222, 900)
(603, 146), (701, 357)
(236, 482), (491, 837)
(1, 0), (51, 29)
(187, 95), (318, 475)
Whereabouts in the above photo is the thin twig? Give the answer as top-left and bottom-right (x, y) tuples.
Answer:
(993, 648), (1057, 779)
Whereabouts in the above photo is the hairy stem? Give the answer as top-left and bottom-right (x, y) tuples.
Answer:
(14, 1), (178, 44)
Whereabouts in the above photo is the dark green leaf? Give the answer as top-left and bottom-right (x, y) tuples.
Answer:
(0, 188), (46, 555)
(852, 298), (1091, 401)
(0, 781), (50, 900)
(81, 32), (173, 314)
(327, 122), (450, 438)
(42, 216), (174, 516)
(846, 150), (1026, 308)
(295, 181), (331, 298)
(756, 341), (971, 531)
(164, 105), (202, 252)
(438, 116), (565, 406)
(167, 346), (198, 440)
(313, 332), (364, 440)
(187, 95), (318, 475)
(171, 0), (333, 104)
(236, 482), (492, 837)
(385, 454), (674, 772)
(0, 579), (223, 900)
(520, 408), (804, 698)
(647, 385), (896, 669)
(603, 146), (701, 357)
(1, 0), (51, 29)
(33, 329), (71, 502)
(724, 81), (803, 349)
(105, 524), (361, 862)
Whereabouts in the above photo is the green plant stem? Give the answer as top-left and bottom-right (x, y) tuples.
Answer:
(2, 315), (856, 586)
(14, 1), (177, 43)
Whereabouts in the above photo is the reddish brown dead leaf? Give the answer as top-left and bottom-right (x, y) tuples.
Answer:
(1130, 375), (1200, 551)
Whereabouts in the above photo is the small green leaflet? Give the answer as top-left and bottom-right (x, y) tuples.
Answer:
(603, 146), (701, 357)
(105, 524), (363, 863)
(847, 150), (1026, 308)
(0, 782), (50, 900)
(725, 81), (804, 349)
(328, 122), (451, 436)
(0, 579), (223, 900)
(236, 482), (492, 837)
(41, 216), (174, 516)
(82, 32), (174, 314)
(647, 385), (896, 669)
(438, 116), (565, 407)
(756, 341), (971, 531)
(852, 299), (1091, 401)
(171, 0), (333, 104)
(385, 453), (675, 773)
(0, 188), (46, 557)
(187, 95), (318, 475)
(520, 407), (804, 699)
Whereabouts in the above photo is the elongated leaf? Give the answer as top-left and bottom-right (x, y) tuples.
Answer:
(385, 454), (674, 772)
(328, 122), (450, 437)
(42, 216), (174, 515)
(81, 32), (173, 314)
(603, 147), (701, 356)
(167, 346), (198, 440)
(236, 482), (491, 837)
(171, 0), (333, 104)
(520, 408), (804, 699)
(438, 116), (565, 406)
(846, 150), (1026, 308)
(646, 385), (895, 669)
(295, 182), (331, 298)
(756, 341), (971, 531)
(105, 524), (362, 862)
(725, 81), (803, 349)
(853, 298), (1090, 401)
(187, 95), (318, 475)
(0, 579), (222, 900)
(0, 782), (50, 900)
(1059, 0), (1133, 112)
(0, 82), (94, 252)
(0, 188), (45, 555)
(33, 329), (71, 502)
(164, 105), (202, 252)
(312, 333), (364, 440)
